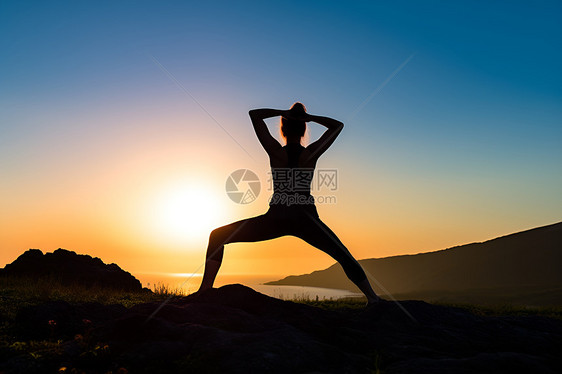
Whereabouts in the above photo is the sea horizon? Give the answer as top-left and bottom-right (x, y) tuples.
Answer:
(134, 272), (363, 301)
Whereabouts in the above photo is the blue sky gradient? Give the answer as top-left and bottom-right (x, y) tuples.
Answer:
(1, 1), (561, 272)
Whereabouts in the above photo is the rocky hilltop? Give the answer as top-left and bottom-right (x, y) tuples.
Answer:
(0, 249), (142, 292)
(3, 284), (561, 373)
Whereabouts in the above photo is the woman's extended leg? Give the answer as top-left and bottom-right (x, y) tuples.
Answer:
(293, 212), (380, 304)
(197, 212), (284, 292)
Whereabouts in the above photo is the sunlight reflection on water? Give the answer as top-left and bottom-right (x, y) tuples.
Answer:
(135, 272), (362, 301)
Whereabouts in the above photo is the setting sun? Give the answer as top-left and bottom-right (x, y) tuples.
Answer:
(153, 182), (224, 246)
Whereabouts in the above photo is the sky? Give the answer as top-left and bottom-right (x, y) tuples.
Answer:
(1, 1), (561, 280)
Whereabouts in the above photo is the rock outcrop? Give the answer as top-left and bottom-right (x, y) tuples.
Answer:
(0, 248), (142, 291)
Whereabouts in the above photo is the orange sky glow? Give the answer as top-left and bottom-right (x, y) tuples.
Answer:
(2, 2), (561, 285)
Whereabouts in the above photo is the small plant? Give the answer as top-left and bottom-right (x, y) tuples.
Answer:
(152, 282), (187, 297)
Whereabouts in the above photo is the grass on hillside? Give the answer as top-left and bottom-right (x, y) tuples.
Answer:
(433, 301), (562, 320)
(0, 277), (191, 373)
(3, 276), (561, 319)
(1, 277), (561, 373)
(0, 277), (187, 320)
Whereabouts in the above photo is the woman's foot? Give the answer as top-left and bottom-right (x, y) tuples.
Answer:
(193, 286), (212, 295)
(186, 287), (212, 301)
(197, 259), (221, 293)
(366, 296), (382, 307)
(356, 278), (381, 307)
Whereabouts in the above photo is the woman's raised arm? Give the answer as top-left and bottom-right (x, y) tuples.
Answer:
(249, 108), (286, 155)
(306, 114), (344, 159)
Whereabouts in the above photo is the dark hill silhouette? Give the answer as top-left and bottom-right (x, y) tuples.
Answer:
(4, 285), (561, 373)
(267, 222), (562, 306)
(0, 248), (142, 292)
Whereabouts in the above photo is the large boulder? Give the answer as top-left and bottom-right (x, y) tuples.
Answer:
(0, 248), (142, 291)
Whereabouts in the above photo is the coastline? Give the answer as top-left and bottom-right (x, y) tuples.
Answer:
(135, 272), (362, 300)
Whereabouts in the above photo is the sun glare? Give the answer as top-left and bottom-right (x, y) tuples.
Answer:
(154, 183), (224, 246)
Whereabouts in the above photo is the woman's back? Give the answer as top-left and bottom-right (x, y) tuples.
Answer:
(269, 144), (315, 207)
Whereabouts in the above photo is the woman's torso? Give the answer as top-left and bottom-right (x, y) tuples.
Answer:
(268, 144), (317, 209)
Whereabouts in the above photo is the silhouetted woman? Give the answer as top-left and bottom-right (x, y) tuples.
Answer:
(197, 103), (380, 304)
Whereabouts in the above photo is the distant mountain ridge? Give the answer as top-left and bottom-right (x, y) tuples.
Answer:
(0, 248), (142, 292)
(267, 222), (562, 306)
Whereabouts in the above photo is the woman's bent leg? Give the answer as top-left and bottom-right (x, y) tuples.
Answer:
(293, 213), (380, 303)
(198, 212), (284, 292)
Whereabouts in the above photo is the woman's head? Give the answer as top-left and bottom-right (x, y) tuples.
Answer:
(281, 102), (307, 142)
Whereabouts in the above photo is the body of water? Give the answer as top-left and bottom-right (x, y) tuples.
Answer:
(135, 272), (362, 301)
